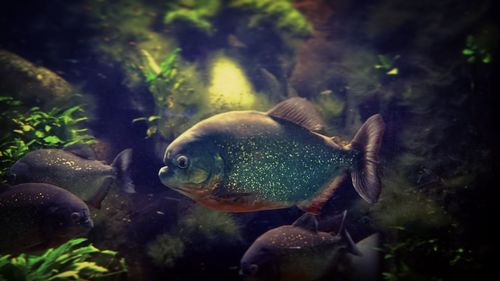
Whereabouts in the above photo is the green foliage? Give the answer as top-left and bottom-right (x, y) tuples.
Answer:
(179, 205), (241, 240)
(229, 0), (313, 37)
(147, 234), (185, 267)
(164, 0), (221, 34)
(382, 228), (473, 281)
(164, 0), (312, 38)
(374, 54), (399, 75)
(0, 96), (95, 182)
(0, 238), (127, 281)
(462, 35), (492, 64)
(135, 48), (192, 138)
(146, 205), (241, 268)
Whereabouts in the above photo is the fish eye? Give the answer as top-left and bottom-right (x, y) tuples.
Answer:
(71, 212), (81, 222)
(248, 264), (259, 275)
(176, 155), (189, 169)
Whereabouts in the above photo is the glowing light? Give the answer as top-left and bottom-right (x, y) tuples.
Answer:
(208, 54), (256, 108)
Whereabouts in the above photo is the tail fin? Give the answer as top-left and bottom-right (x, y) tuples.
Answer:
(349, 233), (381, 281)
(349, 114), (385, 204)
(111, 149), (136, 194)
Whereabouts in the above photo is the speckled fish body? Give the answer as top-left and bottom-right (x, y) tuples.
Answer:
(0, 183), (93, 254)
(240, 213), (367, 281)
(9, 147), (134, 208)
(159, 98), (384, 213)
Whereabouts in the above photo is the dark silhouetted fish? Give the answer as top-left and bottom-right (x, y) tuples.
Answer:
(159, 98), (384, 213)
(0, 183), (93, 254)
(240, 212), (380, 281)
(9, 144), (135, 209)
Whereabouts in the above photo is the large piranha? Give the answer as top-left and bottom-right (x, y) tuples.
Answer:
(158, 98), (384, 213)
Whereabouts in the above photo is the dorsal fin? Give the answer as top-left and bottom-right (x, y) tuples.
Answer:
(267, 97), (325, 132)
(292, 213), (318, 233)
(63, 143), (97, 160)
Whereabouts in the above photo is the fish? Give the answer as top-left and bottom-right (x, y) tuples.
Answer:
(0, 183), (93, 254)
(158, 97), (384, 213)
(239, 212), (380, 281)
(8, 144), (135, 209)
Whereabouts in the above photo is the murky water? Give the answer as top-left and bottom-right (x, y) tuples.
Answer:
(0, 0), (497, 280)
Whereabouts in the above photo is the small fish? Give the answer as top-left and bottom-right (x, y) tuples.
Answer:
(0, 183), (93, 254)
(9, 144), (135, 209)
(240, 212), (374, 281)
(158, 98), (384, 213)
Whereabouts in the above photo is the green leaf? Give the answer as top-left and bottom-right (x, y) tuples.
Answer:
(100, 250), (118, 256)
(43, 135), (62, 144)
(22, 125), (33, 132)
(48, 270), (80, 280)
(377, 55), (392, 69)
(44, 125), (52, 132)
(159, 48), (181, 76)
(146, 126), (157, 137)
(482, 53), (492, 64)
(75, 261), (108, 272)
(462, 48), (474, 55)
(148, 115), (160, 122)
(132, 117), (147, 123)
(35, 131), (45, 138)
(387, 68), (399, 75)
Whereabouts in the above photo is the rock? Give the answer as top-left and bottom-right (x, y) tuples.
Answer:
(0, 49), (76, 108)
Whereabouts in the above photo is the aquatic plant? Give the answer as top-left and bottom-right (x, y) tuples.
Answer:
(147, 234), (185, 267)
(462, 35), (492, 64)
(0, 238), (127, 281)
(133, 48), (180, 137)
(229, 0), (313, 37)
(0, 96), (95, 182)
(164, 0), (221, 35)
(164, 0), (312, 38)
(381, 227), (474, 281)
(374, 54), (399, 75)
(179, 205), (241, 240)
(146, 205), (241, 268)
(135, 48), (271, 139)
(134, 48), (196, 138)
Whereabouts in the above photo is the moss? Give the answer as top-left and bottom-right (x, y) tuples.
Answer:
(164, 0), (312, 38)
(145, 205), (242, 268)
(372, 172), (449, 229)
(313, 91), (346, 127)
(229, 0), (312, 36)
(164, 0), (221, 35)
(179, 205), (241, 240)
(147, 234), (185, 267)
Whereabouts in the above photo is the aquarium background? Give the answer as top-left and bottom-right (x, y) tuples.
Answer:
(0, 0), (498, 280)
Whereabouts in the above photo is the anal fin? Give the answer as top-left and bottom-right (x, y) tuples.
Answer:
(298, 172), (347, 215)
